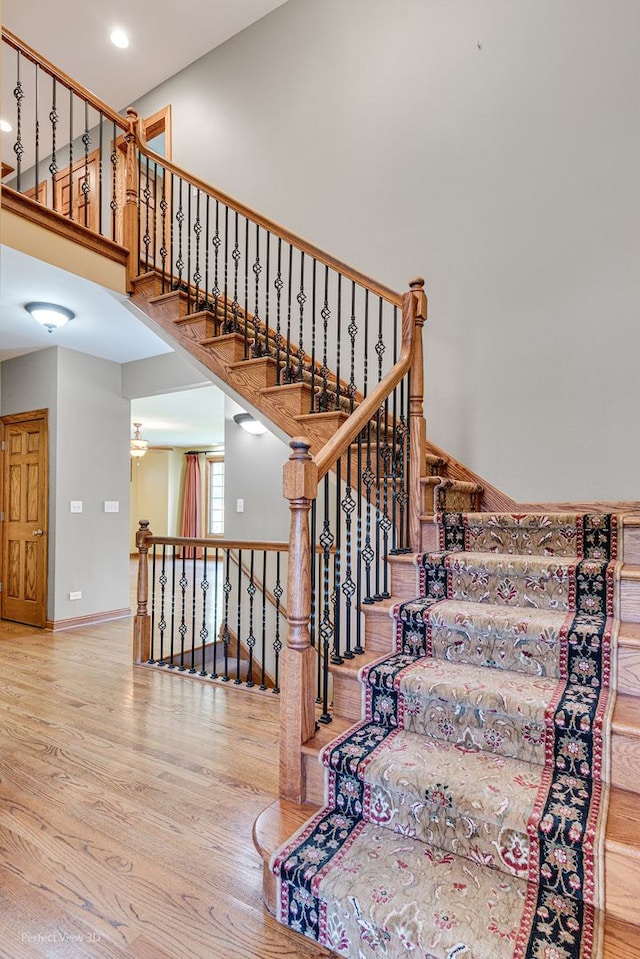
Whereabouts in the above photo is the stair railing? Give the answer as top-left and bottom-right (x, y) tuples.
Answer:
(134, 523), (288, 692)
(280, 278), (427, 802)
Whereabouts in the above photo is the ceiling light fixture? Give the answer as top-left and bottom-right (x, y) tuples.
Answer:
(110, 27), (129, 49)
(0, 119), (12, 133)
(25, 301), (74, 333)
(130, 422), (149, 460)
(233, 412), (267, 436)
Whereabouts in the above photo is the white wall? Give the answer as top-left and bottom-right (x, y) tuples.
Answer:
(1, 347), (130, 622)
(132, 0), (640, 502)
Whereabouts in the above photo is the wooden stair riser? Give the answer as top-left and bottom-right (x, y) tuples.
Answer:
(605, 849), (640, 926)
(174, 311), (219, 341)
(227, 356), (280, 393)
(621, 576), (640, 623)
(623, 527), (640, 564)
(302, 753), (325, 806)
(618, 646), (640, 696)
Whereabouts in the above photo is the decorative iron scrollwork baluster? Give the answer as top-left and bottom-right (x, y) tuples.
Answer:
(259, 551), (267, 690)
(235, 548), (243, 684)
(274, 238), (284, 383)
(157, 545), (168, 665)
(341, 445), (357, 659)
(319, 266), (331, 412)
(245, 550), (256, 687)
(177, 551), (188, 670)
(318, 476), (335, 721)
(13, 50), (24, 190)
(252, 224), (264, 357)
(296, 252), (306, 383)
(272, 552), (282, 694)
(149, 545), (158, 663)
(82, 99), (91, 228)
(219, 549), (232, 682)
(49, 77), (59, 208)
(199, 548), (210, 676)
(110, 121), (118, 240)
(189, 550), (198, 672)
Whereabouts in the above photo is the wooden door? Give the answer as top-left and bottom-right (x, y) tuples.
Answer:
(1, 411), (49, 628)
(54, 151), (99, 231)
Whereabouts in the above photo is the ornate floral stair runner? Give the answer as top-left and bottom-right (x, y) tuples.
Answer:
(271, 513), (620, 959)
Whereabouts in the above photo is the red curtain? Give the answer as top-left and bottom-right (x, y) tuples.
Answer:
(180, 452), (202, 558)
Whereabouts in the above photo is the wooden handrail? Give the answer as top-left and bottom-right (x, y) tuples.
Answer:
(2, 27), (128, 130)
(314, 277), (426, 479)
(131, 115), (403, 308)
(145, 535), (289, 552)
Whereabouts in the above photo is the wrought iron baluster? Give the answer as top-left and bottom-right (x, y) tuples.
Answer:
(177, 550), (188, 670)
(149, 545), (158, 663)
(223, 205), (230, 330)
(376, 296), (385, 383)
(168, 548), (177, 667)
(252, 224), (263, 356)
(49, 77), (58, 209)
(98, 111), (103, 235)
(348, 281), (357, 412)
(297, 252), (306, 383)
(82, 99), (91, 228)
(212, 199), (221, 323)
(319, 476), (335, 721)
(341, 445), (356, 659)
(373, 408), (383, 601)
(157, 545), (168, 665)
(68, 88), (73, 219)
(220, 549), (232, 681)
(176, 177), (184, 289)
(379, 400), (392, 598)
(362, 418), (375, 604)
(260, 551), (267, 690)
(273, 552), (282, 694)
(243, 218), (250, 357)
(13, 50), (24, 191)
(355, 434), (365, 653)
(264, 230), (271, 350)
(152, 161), (158, 268)
(319, 265), (330, 412)
(310, 259), (317, 412)
(199, 548), (210, 676)
(204, 195), (210, 310)
(110, 121), (118, 240)
(186, 183), (192, 312)
(231, 211), (241, 337)
(142, 155), (151, 264)
(34, 64), (40, 200)
(245, 550), (256, 688)
(193, 188), (202, 308)
(332, 457), (343, 664)
(310, 499), (319, 701)
(169, 173), (175, 290)
(159, 168), (168, 290)
(274, 238), (283, 383)
(189, 549), (197, 672)
(235, 549), (243, 684)
(283, 245), (294, 382)
(210, 548), (220, 677)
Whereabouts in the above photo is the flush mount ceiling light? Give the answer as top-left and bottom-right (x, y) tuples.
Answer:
(25, 301), (74, 333)
(233, 412), (267, 436)
(0, 119), (12, 133)
(130, 422), (149, 459)
(110, 27), (129, 49)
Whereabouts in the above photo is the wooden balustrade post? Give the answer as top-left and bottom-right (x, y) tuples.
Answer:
(407, 277), (428, 551)
(123, 107), (140, 292)
(133, 519), (152, 664)
(280, 437), (319, 803)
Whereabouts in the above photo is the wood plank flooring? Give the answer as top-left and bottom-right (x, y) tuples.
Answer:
(0, 613), (327, 959)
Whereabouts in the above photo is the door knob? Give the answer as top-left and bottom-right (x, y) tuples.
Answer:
(32, 529), (44, 536)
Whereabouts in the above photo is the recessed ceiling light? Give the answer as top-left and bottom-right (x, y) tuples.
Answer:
(0, 119), (12, 133)
(110, 27), (129, 49)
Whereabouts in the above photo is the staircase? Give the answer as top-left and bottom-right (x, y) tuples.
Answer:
(2, 28), (639, 955)
(254, 511), (640, 958)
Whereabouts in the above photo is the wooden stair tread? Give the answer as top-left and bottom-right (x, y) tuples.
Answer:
(301, 714), (353, 756)
(329, 648), (385, 678)
(619, 621), (640, 646)
(607, 787), (640, 857)
(604, 916), (640, 958)
(252, 798), (320, 862)
(612, 693), (640, 736)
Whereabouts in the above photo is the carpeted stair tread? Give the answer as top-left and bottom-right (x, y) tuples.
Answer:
(396, 597), (573, 676)
(273, 812), (592, 959)
(420, 549), (616, 612)
(321, 720), (545, 880)
(438, 511), (619, 559)
(364, 655), (559, 764)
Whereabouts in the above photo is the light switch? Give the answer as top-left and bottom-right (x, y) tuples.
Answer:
(70, 500), (82, 513)
(236, 498), (244, 513)
(104, 501), (120, 513)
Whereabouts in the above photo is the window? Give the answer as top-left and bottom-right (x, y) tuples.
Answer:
(206, 456), (224, 536)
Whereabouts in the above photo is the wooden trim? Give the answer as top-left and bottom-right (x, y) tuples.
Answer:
(134, 141), (402, 307)
(424, 436), (517, 513)
(139, 105), (172, 160)
(147, 535), (289, 551)
(46, 608), (131, 631)
(2, 28), (127, 129)
(1, 187), (129, 265)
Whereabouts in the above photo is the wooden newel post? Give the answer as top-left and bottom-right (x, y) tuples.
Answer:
(280, 437), (319, 803)
(133, 519), (152, 665)
(407, 277), (428, 551)
(123, 108), (140, 292)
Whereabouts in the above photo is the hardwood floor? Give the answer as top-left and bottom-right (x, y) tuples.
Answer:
(0, 612), (327, 959)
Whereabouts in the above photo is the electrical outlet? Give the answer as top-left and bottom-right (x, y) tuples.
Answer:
(70, 500), (82, 513)
(104, 501), (119, 513)
(69, 591), (82, 601)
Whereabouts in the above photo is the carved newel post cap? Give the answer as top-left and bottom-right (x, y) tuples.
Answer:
(289, 436), (312, 457)
(409, 276), (425, 290)
(126, 107), (139, 120)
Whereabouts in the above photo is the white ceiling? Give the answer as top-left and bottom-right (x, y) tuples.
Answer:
(2, 0), (288, 112)
(0, 0), (286, 446)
